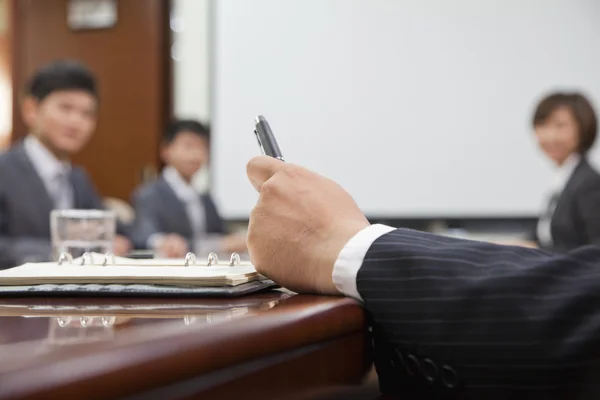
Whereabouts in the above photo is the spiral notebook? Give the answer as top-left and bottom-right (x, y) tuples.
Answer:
(0, 252), (278, 298)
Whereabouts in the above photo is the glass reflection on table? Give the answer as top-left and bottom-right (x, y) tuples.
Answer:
(0, 293), (287, 346)
(47, 316), (120, 346)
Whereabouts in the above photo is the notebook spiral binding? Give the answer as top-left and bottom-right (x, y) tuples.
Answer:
(56, 251), (243, 267)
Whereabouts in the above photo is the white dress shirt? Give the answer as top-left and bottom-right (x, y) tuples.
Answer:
(162, 166), (207, 241)
(332, 224), (395, 301)
(23, 135), (74, 209)
(536, 153), (581, 248)
(155, 166), (226, 255)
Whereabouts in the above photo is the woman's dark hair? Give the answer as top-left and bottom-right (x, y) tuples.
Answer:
(25, 59), (98, 101)
(532, 92), (597, 153)
(163, 119), (210, 144)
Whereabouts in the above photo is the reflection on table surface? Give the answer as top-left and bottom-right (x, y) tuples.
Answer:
(0, 291), (371, 400)
(0, 290), (293, 372)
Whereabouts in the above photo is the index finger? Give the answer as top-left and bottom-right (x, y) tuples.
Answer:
(246, 156), (286, 191)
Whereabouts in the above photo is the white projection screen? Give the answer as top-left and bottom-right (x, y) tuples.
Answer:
(210, 0), (600, 219)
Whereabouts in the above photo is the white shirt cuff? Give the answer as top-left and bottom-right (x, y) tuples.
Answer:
(332, 224), (396, 301)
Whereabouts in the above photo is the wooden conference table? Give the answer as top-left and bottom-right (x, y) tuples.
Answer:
(0, 290), (375, 399)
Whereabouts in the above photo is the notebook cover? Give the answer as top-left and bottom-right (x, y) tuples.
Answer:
(0, 279), (279, 298)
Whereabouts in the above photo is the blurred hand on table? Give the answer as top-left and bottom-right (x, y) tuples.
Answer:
(113, 235), (133, 256)
(155, 233), (189, 258)
(220, 233), (247, 254)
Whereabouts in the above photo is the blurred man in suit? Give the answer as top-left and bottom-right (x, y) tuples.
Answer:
(131, 120), (246, 258)
(0, 60), (132, 268)
(246, 156), (600, 399)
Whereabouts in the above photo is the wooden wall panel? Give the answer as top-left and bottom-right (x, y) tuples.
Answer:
(0, 0), (11, 150)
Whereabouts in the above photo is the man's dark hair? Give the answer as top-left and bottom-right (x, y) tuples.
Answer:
(25, 59), (98, 101)
(533, 92), (597, 154)
(163, 119), (210, 143)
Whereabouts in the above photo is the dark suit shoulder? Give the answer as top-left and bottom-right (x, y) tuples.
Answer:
(572, 159), (600, 191)
(0, 148), (13, 165)
(0, 143), (25, 168)
(0, 145), (33, 189)
(132, 178), (168, 203)
(70, 165), (91, 179)
(69, 165), (98, 191)
(0, 153), (14, 172)
(134, 180), (159, 197)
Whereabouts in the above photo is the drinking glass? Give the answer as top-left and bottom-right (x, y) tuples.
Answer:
(50, 209), (116, 261)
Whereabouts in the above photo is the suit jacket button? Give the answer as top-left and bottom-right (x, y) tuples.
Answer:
(421, 358), (438, 384)
(391, 349), (405, 369)
(441, 365), (460, 388)
(405, 354), (421, 377)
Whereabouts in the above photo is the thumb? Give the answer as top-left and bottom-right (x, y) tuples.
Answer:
(246, 156), (286, 191)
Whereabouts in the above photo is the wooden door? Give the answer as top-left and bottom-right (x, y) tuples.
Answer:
(11, 0), (171, 201)
(0, 0), (11, 150)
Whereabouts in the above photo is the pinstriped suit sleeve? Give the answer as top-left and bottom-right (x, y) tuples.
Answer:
(356, 228), (600, 396)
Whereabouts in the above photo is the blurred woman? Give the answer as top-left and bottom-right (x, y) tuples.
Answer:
(531, 92), (600, 252)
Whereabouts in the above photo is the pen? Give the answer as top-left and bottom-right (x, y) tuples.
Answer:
(254, 115), (284, 161)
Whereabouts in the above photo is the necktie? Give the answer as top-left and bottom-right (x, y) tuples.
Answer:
(184, 192), (206, 241)
(51, 170), (74, 210)
(178, 189), (209, 253)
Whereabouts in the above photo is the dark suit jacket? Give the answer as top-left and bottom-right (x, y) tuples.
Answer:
(537, 158), (600, 253)
(0, 143), (127, 268)
(130, 176), (226, 250)
(358, 228), (600, 399)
